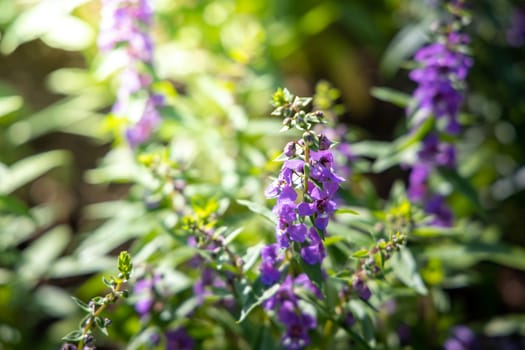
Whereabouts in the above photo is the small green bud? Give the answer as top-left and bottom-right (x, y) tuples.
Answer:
(118, 251), (133, 280)
(303, 131), (319, 150)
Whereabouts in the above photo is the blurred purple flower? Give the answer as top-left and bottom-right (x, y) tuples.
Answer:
(260, 244), (283, 286)
(99, 0), (154, 61)
(193, 268), (226, 304)
(443, 325), (480, 350)
(409, 31), (472, 133)
(99, 0), (162, 147)
(507, 7), (525, 47)
(166, 327), (194, 350)
(406, 7), (472, 228)
(133, 274), (161, 317)
(425, 195), (453, 227)
(408, 164), (430, 201)
(352, 276), (372, 301)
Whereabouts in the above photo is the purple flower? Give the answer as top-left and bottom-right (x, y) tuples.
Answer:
(125, 96), (162, 147)
(408, 164), (430, 201)
(263, 276), (297, 310)
(425, 195), (453, 227)
(353, 276), (372, 301)
(284, 141), (297, 157)
(278, 301), (317, 350)
(260, 261), (281, 286)
(343, 312), (356, 328)
(133, 274), (161, 317)
(260, 244), (283, 286)
(288, 223), (307, 243)
(261, 243), (280, 263)
(166, 328), (194, 350)
(300, 242), (325, 265)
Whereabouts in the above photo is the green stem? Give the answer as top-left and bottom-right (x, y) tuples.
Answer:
(77, 280), (123, 349)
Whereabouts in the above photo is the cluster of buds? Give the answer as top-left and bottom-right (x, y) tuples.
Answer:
(361, 232), (406, 275)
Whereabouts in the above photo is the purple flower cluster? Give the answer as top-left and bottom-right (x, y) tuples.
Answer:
(264, 142), (344, 268)
(407, 3), (472, 227)
(98, 0), (161, 147)
(409, 32), (472, 135)
(407, 133), (455, 226)
(98, 0), (154, 60)
(263, 275), (320, 350)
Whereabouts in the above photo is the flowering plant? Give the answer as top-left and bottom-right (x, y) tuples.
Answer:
(0, 0), (524, 349)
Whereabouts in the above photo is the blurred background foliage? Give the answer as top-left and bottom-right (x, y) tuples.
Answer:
(0, 0), (524, 349)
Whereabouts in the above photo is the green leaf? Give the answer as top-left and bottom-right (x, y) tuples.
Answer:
(0, 95), (23, 118)
(35, 286), (77, 317)
(0, 195), (32, 218)
(379, 23), (428, 77)
(437, 167), (485, 216)
(412, 225), (461, 238)
(19, 225), (71, 285)
(485, 315), (525, 336)
(242, 243), (264, 273)
(391, 247), (428, 295)
(48, 255), (114, 278)
(352, 249), (369, 258)
(370, 87), (412, 108)
(236, 280), (280, 323)
(224, 227), (244, 245)
(422, 243), (525, 271)
(94, 317), (108, 336)
(371, 151), (405, 173)
(395, 116), (434, 151)
(236, 199), (276, 224)
(71, 296), (92, 313)
(335, 208), (360, 216)
(0, 150), (70, 195)
(252, 324), (280, 350)
(61, 330), (84, 342)
(7, 94), (107, 145)
(348, 300), (376, 349)
(350, 141), (391, 158)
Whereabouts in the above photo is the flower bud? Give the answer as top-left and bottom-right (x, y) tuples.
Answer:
(284, 141), (296, 157)
(353, 276), (372, 301)
(318, 134), (331, 150)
